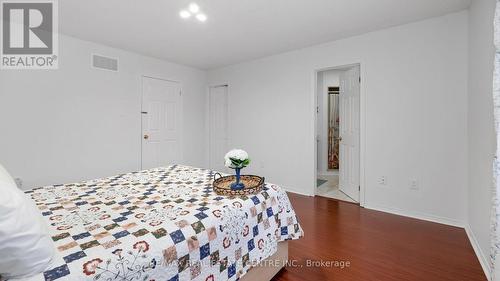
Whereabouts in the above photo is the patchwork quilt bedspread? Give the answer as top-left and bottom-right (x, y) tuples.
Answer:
(22, 165), (303, 281)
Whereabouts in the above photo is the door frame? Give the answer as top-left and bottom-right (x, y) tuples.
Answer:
(207, 84), (229, 171)
(312, 63), (366, 206)
(140, 75), (183, 170)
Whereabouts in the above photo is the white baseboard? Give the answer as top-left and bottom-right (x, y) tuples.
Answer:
(465, 225), (491, 281)
(284, 188), (314, 197)
(363, 203), (464, 227)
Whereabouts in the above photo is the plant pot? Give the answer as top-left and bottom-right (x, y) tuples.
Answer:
(230, 168), (245, 190)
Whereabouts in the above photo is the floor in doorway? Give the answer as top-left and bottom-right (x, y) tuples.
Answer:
(316, 174), (357, 203)
(316, 179), (328, 186)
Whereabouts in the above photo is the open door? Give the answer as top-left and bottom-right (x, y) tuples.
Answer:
(338, 66), (360, 201)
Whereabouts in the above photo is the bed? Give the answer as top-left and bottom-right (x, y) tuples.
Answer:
(20, 165), (303, 281)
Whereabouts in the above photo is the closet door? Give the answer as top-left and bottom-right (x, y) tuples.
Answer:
(209, 85), (228, 172)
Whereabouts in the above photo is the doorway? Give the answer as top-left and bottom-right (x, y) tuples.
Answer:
(208, 85), (229, 172)
(315, 65), (361, 203)
(141, 76), (182, 169)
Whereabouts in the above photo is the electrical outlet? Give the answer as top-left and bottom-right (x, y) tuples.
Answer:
(378, 176), (386, 185)
(410, 179), (419, 190)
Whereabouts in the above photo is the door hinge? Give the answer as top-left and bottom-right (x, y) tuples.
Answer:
(358, 185), (360, 191)
(359, 76), (361, 83)
(179, 91), (182, 96)
(316, 106), (319, 113)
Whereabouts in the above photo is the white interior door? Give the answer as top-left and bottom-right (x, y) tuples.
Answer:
(209, 85), (228, 172)
(141, 76), (182, 169)
(339, 66), (360, 201)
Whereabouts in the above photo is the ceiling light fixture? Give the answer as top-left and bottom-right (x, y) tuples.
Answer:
(196, 13), (207, 22)
(179, 10), (191, 19)
(188, 3), (200, 14)
(179, 3), (207, 22)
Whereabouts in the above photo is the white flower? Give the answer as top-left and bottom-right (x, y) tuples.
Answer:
(225, 158), (232, 167)
(225, 149), (248, 161)
(224, 149), (250, 168)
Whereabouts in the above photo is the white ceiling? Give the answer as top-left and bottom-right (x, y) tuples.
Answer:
(59, 0), (471, 69)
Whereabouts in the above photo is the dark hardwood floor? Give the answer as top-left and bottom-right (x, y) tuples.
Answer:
(273, 193), (486, 281)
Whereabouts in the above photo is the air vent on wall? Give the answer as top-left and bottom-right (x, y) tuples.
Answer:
(92, 54), (118, 72)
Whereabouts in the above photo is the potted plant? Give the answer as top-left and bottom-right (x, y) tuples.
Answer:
(224, 149), (250, 190)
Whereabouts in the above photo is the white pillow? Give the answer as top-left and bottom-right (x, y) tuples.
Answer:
(0, 164), (55, 279)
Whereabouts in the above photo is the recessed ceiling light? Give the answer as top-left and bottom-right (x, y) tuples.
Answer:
(196, 13), (207, 22)
(180, 3), (206, 23)
(189, 3), (200, 14)
(179, 10), (191, 19)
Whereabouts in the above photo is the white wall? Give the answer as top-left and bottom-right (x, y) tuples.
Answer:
(467, 0), (496, 276)
(209, 11), (469, 224)
(0, 35), (207, 189)
(317, 70), (340, 175)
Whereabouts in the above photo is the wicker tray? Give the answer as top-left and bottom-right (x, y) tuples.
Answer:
(212, 173), (264, 196)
